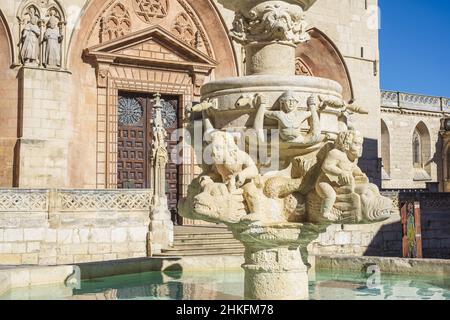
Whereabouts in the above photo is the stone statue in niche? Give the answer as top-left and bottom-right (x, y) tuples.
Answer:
(43, 9), (63, 68)
(265, 92), (321, 145)
(20, 7), (41, 65)
(311, 129), (395, 223)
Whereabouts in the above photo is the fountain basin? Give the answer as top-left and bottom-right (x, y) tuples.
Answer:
(201, 75), (344, 138)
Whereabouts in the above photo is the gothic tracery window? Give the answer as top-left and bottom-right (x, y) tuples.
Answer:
(412, 129), (422, 168)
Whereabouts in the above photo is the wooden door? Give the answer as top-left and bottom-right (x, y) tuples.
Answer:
(117, 92), (180, 213)
(118, 93), (149, 189)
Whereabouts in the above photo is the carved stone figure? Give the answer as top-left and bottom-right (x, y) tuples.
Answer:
(191, 176), (247, 224)
(179, 131), (258, 224)
(312, 129), (394, 223)
(43, 9), (63, 67)
(265, 92), (321, 145)
(180, 0), (396, 301)
(21, 7), (41, 65)
(229, 2), (310, 45)
(207, 131), (259, 192)
(242, 174), (303, 223)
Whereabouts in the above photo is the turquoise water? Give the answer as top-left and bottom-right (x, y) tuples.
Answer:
(1, 270), (449, 300)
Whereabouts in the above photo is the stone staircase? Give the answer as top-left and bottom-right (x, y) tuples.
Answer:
(157, 226), (245, 257)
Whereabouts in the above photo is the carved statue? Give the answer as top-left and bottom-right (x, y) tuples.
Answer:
(265, 92), (321, 145)
(312, 129), (394, 223)
(230, 2), (310, 45)
(208, 131), (259, 192)
(318, 95), (369, 131)
(43, 9), (63, 67)
(21, 7), (41, 65)
(179, 130), (258, 224)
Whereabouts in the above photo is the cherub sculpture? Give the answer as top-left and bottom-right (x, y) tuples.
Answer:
(315, 130), (367, 221)
(207, 130), (259, 192)
(265, 92), (321, 145)
(179, 131), (259, 225)
(313, 129), (394, 223)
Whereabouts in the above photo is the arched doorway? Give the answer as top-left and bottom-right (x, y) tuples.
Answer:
(0, 11), (18, 187)
(67, 0), (238, 225)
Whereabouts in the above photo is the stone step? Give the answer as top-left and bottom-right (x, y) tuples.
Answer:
(157, 249), (245, 257)
(174, 239), (242, 246)
(164, 243), (244, 252)
(169, 226), (242, 257)
(174, 233), (236, 241)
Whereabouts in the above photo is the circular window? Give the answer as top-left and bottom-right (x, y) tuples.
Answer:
(118, 97), (143, 125)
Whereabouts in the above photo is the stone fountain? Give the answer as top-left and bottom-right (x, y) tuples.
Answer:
(179, 0), (396, 300)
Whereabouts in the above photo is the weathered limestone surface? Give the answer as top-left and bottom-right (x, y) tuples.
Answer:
(0, 189), (171, 265)
(315, 255), (450, 277)
(0, 265), (75, 297)
(17, 68), (72, 188)
(180, 0), (395, 301)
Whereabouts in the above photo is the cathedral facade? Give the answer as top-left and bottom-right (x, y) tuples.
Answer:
(0, 0), (449, 207)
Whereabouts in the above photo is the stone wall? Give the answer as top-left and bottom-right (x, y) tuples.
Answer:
(0, 189), (170, 265)
(307, 216), (403, 258)
(308, 192), (450, 259)
(0, 12), (18, 187)
(16, 68), (72, 188)
(381, 91), (450, 190)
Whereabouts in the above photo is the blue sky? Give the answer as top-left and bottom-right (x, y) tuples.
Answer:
(379, 0), (450, 97)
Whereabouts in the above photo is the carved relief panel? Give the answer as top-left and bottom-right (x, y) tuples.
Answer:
(91, 0), (212, 57)
(100, 3), (132, 43)
(133, 0), (169, 23)
(17, 0), (67, 69)
(171, 12), (197, 48)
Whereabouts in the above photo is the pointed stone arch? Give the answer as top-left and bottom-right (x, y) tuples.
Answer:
(380, 119), (391, 179)
(0, 11), (18, 187)
(0, 9), (14, 66)
(64, 0), (238, 191)
(16, 0), (67, 68)
(412, 121), (432, 180)
(296, 27), (354, 103)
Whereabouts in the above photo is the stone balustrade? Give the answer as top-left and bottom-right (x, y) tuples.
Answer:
(381, 90), (450, 114)
(0, 188), (173, 266)
(0, 189), (152, 213)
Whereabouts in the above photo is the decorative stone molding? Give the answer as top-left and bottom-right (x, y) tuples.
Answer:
(133, 0), (169, 23)
(100, 2), (132, 43)
(57, 189), (151, 211)
(381, 90), (450, 115)
(0, 190), (48, 212)
(96, 66), (110, 88)
(176, 0), (212, 57)
(229, 1), (310, 47)
(0, 189), (152, 213)
(295, 57), (313, 76)
(17, 0), (67, 69)
(171, 12), (197, 48)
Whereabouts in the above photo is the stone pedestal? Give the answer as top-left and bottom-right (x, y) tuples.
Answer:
(230, 223), (319, 300)
(246, 43), (297, 75)
(243, 246), (309, 300)
(147, 198), (174, 256)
